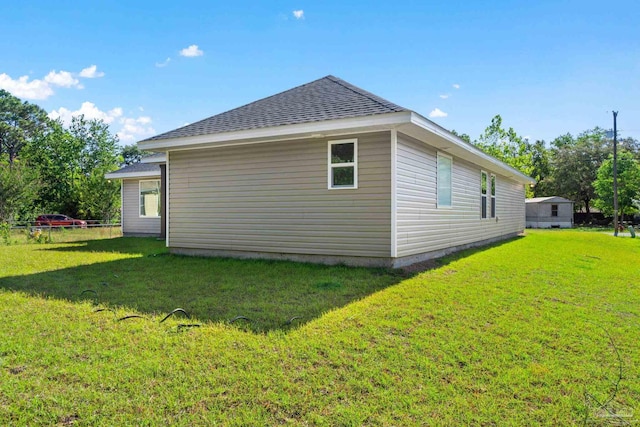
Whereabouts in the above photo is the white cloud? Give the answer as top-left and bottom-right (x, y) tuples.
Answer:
(452, 84), (460, 89)
(44, 70), (80, 88)
(0, 65), (104, 100)
(117, 116), (156, 143)
(155, 57), (171, 67)
(429, 108), (448, 118)
(49, 102), (156, 143)
(179, 45), (203, 57)
(49, 102), (123, 124)
(0, 73), (54, 99)
(439, 94), (450, 99)
(79, 65), (105, 78)
(293, 10), (304, 19)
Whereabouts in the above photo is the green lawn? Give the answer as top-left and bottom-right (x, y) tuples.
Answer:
(0, 230), (638, 425)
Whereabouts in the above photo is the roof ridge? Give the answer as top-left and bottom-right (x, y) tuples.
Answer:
(325, 75), (406, 112)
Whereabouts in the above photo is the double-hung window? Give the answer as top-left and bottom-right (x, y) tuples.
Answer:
(328, 139), (357, 189)
(437, 153), (452, 208)
(551, 204), (558, 217)
(490, 174), (496, 218)
(481, 171), (488, 219)
(140, 179), (161, 217)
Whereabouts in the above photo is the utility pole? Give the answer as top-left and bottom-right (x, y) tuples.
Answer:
(613, 111), (619, 237)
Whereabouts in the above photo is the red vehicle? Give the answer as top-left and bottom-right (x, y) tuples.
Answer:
(35, 214), (87, 228)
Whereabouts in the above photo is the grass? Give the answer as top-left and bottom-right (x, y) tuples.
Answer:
(0, 230), (639, 425)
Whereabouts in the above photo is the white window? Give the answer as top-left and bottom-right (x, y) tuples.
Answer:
(140, 179), (160, 217)
(437, 153), (452, 207)
(490, 174), (496, 218)
(328, 139), (357, 189)
(481, 171), (488, 219)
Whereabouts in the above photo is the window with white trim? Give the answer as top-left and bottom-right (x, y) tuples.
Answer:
(551, 204), (558, 217)
(490, 174), (496, 218)
(140, 179), (161, 217)
(328, 139), (357, 189)
(437, 153), (452, 207)
(481, 171), (488, 219)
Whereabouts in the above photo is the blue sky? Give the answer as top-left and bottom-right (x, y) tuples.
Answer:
(1, 0), (638, 145)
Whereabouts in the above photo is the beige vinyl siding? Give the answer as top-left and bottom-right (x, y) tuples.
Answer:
(122, 179), (161, 235)
(395, 133), (525, 257)
(168, 132), (391, 257)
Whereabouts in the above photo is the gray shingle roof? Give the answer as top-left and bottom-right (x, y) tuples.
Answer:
(107, 162), (160, 175)
(143, 75), (408, 142)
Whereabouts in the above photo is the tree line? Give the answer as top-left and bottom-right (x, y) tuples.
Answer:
(0, 90), (145, 223)
(453, 115), (640, 217)
(1, 88), (639, 224)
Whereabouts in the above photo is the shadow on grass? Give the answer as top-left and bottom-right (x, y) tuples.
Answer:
(1, 235), (525, 333)
(1, 238), (407, 333)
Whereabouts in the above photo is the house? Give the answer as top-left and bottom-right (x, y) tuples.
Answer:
(137, 75), (534, 267)
(105, 153), (166, 237)
(525, 196), (574, 229)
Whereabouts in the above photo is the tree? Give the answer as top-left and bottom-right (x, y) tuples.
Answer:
(549, 129), (610, 213)
(23, 116), (121, 219)
(68, 116), (121, 220)
(120, 143), (150, 166)
(450, 129), (472, 144)
(0, 89), (51, 165)
(23, 120), (83, 216)
(593, 151), (640, 218)
(475, 115), (534, 177)
(0, 160), (39, 222)
(77, 169), (121, 222)
(529, 139), (552, 197)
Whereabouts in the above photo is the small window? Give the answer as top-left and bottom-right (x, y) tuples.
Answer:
(437, 153), (452, 207)
(328, 139), (357, 189)
(551, 204), (558, 217)
(140, 180), (161, 217)
(481, 171), (488, 219)
(490, 174), (496, 218)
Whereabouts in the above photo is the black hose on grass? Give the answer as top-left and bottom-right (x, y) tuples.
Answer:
(229, 316), (251, 323)
(159, 308), (190, 323)
(117, 315), (146, 321)
(284, 316), (302, 325)
(80, 289), (98, 297)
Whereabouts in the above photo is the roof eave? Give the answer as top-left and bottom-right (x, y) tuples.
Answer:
(105, 170), (161, 180)
(138, 110), (534, 185)
(138, 111), (413, 151)
(405, 112), (535, 185)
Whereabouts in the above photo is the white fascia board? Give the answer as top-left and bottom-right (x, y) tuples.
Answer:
(140, 154), (166, 164)
(137, 111), (413, 151)
(105, 170), (161, 180)
(409, 112), (535, 185)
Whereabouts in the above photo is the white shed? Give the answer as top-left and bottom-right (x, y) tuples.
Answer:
(525, 196), (574, 228)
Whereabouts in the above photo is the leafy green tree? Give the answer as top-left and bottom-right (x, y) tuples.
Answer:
(549, 129), (610, 213)
(23, 121), (83, 215)
(69, 116), (120, 220)
(475, 115), (534, 177)
(77, 169), (121, 222)
(69, 116), (120, 176)
(24, 116), (121, 219)
(529, 139), (552, 197)
(120, 143), (150, 165)
(0, 160), (39, 222)
(450, 129), (472, 144)
(593, 151), (640, 217)
(0, 89), (51, 165)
